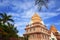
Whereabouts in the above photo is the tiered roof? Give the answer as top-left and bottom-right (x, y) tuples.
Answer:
(50, 25), (57, 33)
(29, 13), (44, 25)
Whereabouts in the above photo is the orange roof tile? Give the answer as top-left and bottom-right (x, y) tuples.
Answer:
(50, 25), (57, 33)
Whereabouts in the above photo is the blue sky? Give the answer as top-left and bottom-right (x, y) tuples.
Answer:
(0, 0), (60, 36)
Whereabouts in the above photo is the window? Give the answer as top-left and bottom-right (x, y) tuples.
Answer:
(33, 28), (35, 31)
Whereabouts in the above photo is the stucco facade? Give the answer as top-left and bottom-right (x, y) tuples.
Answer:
(24, 13), (60, 40)
(24, 13), (50, 40)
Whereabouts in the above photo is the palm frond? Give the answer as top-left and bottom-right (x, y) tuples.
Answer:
(35, 0), (49, 10)
(0, 13), (4, 17)
(8, 19), (14, 22)
(8, 15), (12, 18)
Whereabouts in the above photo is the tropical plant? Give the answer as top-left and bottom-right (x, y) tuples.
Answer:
(0, 13), (14, 24)
(0, 13), (18, 40)
(7, 22), (18, 37)
(35, 0), (49, 10)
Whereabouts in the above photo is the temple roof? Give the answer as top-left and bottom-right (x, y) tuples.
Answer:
(29, 13), (45, 25)
(31, 13), (42, 21)
(50, 25), (57, 33)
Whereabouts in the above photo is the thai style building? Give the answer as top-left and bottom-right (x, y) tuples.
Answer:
(49, 25), (60, 40)
(24, 13), (50, 40)
(49, 25), (57, 40)
(24, 13), (60, 40)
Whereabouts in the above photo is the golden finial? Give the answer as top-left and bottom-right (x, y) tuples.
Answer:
(30, 13), (42, 23)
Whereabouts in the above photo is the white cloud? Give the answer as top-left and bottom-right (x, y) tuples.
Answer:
(45, 22), (60, 30)
(39, 12), (60, 19)
(1, 0), (58, 20)
(20, 11), (60, 20)
(14, 22), (28, 27)
(8, 13), (20, 17)
(11, 0), (35, 13)
(0, 0), (9, 6)
(48, 0), (55, 9)
(7, 12), (21, 21)
(45, 20), (60, 29)
(54, 21), (60, 25)
(46, 24), (51, 27)
(57, 8), (60, 11)
(20, 8), (36, 18)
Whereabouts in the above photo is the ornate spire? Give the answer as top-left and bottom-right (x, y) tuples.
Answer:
(31, 13), (41, 23)
(29, 13), (44, 25)
(31, 13), (42, 21)
(50, 25), (57, 33)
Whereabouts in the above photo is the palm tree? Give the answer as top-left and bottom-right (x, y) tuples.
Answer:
(0, 24), (9, 40)
(0, 23), (18, 40)
(0, 13), (18, 40)
(35, 0), (49, 10)
(5, 23), (18, 40)
(0, 13), (14, 24)
(7, 22), (18, 37)
(0, 21), (18, 40)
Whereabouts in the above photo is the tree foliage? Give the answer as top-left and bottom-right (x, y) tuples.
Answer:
(35, 0), (49, 10)
(0, 13), (14, 24)
(0, 13), (18, 40)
